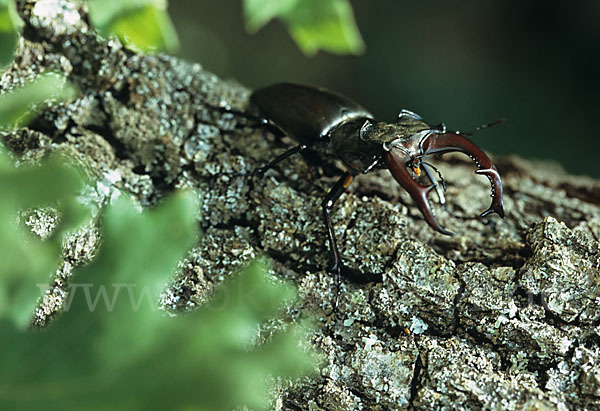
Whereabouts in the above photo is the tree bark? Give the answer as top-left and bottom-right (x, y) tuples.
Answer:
(3, 1), (600, 409)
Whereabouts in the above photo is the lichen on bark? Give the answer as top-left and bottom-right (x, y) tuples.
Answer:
(3, 1), (600, 409)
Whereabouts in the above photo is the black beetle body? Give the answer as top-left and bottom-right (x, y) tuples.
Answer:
(250, 83), (371, 144)
(249, 83), (504, 281)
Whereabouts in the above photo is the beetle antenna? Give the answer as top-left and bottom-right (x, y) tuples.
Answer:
(462, 118), (507, 136)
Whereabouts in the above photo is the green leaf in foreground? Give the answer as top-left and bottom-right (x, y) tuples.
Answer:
(0, 73), (76, 128)
(243, 0), (365, 56)
(0, 191), (316, 410)
(0, 0), (18, 67)
(88, 0), (179, 53)
(0, 152), (86, 329)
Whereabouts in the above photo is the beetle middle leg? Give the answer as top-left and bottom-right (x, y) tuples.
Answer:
(322, 172), (353, 273)
(322, 172), (370, 298)
(322, 172), (352, 310)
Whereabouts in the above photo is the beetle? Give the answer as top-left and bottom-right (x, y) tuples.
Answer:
(248, 83), (504, 280)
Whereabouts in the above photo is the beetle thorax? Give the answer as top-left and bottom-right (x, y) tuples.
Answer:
(361, 122), (423, 144)
(360, 110), (434, 143)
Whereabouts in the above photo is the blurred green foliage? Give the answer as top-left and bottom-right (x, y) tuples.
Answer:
(0, 10), (81, 332)
(0, 0), (19, 68)
(0, 73), (76, 128)
(0, 3), (319, 408)
(0, 155), (316, 409)
(243, 0), (364, 56)
(88, 0), (179, 53)
(0, 152), (87, 329)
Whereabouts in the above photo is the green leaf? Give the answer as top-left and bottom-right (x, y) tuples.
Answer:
(243, 0), (298, 32)
(108, 4), (179, 53)
(88, 0), (179, 53)
(67, 191), (199, 369)
(0, 0), (18, 67)
(0, 73), (76, 129)
(87, 0), (150, 28)
(0, 153), (87, 329)
(0, 188), (317, 409)
(243, 0), (365, 56)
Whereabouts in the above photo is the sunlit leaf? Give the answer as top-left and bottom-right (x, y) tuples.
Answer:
(243, 0), (297, 32)
(88, 0), (179, 53)
(108, 5), (179, 53)
(0, 73), (76, 129)
(87, 0), (150, 27)
(0, 0), (18, 67)
(243, 0), (365, 56)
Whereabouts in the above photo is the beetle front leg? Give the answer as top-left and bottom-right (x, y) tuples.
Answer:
(420, 161), (446, 205)
(321, 173), (366, 283)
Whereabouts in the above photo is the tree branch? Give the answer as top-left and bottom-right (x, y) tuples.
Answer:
(3, 0), (600, 408)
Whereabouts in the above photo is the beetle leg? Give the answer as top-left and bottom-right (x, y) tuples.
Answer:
(385, 149), (453, 235)
(322, 173), (354, 276)
(252, 144), (308, 177)
(361, 157), (382, 174)
(321, 173), (370, 298)
(420, 161), (446, 205)
(421, 132), (504, 218)
(322, 173), (351, 311)
(208, 143), (309, 182)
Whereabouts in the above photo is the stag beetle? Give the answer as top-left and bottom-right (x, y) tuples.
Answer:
(248, 83), (504, 280)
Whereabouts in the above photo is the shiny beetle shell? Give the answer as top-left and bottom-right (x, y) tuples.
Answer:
(250, 83), (373, 144)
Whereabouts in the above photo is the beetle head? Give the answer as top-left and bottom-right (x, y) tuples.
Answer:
(360, 110), (436, 144)
(383, 126), (504, 235)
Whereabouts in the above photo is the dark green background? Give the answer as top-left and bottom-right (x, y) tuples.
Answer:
(170, 0), (600, 177)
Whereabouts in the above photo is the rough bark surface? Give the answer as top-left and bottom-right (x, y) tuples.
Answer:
(3, 1), (600, 409)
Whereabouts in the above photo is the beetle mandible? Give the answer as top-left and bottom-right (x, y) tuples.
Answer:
(248, 83), (504, 280)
